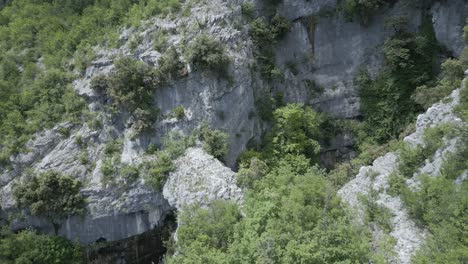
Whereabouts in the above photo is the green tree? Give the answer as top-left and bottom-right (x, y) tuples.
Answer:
(186, 34), (230, 74)
(267, 104), (323, 159)
(13, 171), (87, 234)
(198, 125), (230, 161)
(0, 228), (83, 264)
(165, 155), (372, 263)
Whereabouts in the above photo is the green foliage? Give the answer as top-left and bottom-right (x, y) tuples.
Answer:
(400, 174), (468, 263)
(371, 233), (397, 264)
(185, 35), (230, 75)
(177, 201), (241, 251)
(241, 2), (256, 19)
(13, 171), (86, 230)
(104, 139), (123, 156)
(198, 125), (230, 160)
(357, 16), (438, 143)
(398, 124), (454, 178)
(153, 30), (168, 52)
(249, 14), (290, 46)
(439, 129), (467, 180)
(158, 46), (184, 81)
(266, 104), (323, 160)
(162, 131), (196, 159)
(387, 173), (406, 196)
(101, 138), (142, 187)
(120, 165), (140, 183)
(454, 78), (468, 121)
(142, 131), (194, 191)
(339, 0), (393, 25)
(359, 189), (393, 233)
(413, 58), (465, 109)
(236, 157), (268, 189)
(166, 155), (372, 263)
(249, 14), (290, 80)
(0, 229), (84, 264)
(142, 152), (174, 191)
(97, 57), (158, 110)
(172, 106), (185, 120)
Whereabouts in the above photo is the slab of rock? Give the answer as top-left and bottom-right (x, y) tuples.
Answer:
(163, 147), (242, 210)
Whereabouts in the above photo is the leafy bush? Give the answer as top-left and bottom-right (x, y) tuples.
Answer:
(266, 104), (323, 160)
(250, 14), (290, 45)
(142, 131), (194, 191)
(152, 30), (168, 52)
(340, 0), (393, 25)
(162, 131), (196, 159)
(0, 229), (84, 264)
(387, 173), (406, 196)
(413, 58), (464, 109)
(120, 165), (140, 183)
(172, 106), (185, 120)
(241, 2), (256, 19)
(236, 157), (268, 189)
(359, 189), (393, 233)
(357, 16), (437, 143)
(13, 171), (86, 233)
(142, 152), (174, 191)
(198, 125), (230, 160)
(185, 35), (230, 74)
(104, 139), (123, 156)
(101, 57), (158, 110)
(398, 124), (455, 178)
(176, 200), (241, 251)
(158, 46), (184, 81)
(249, 14), (290, 80)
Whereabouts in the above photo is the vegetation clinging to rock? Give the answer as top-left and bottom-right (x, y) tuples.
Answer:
(185, 34), (230, 75)
(13, 171), (87, 234)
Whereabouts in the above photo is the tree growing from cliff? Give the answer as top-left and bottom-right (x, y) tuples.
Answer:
(185, 34), (230, 75)
(13, 171), (87, 234)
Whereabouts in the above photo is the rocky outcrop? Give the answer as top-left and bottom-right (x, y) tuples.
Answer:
(163, 147), (242, 209)
(338, 88), (463, 263)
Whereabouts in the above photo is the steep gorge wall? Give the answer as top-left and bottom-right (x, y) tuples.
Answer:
(275, 0), (467, 118)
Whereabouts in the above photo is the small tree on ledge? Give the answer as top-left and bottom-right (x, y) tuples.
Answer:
(13, 171), (87, 235)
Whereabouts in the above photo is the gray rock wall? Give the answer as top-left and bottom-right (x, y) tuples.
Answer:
(275, 0), (467, 118)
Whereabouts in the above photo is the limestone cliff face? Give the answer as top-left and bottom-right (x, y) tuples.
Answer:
(0, 0), (466, 245)
(275, 0), (467, 118)
(338, 86), (464, 264)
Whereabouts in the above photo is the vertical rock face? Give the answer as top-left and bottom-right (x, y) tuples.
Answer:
(431, 0), (468, 57)
(338, 88), (463, 264)
(274, 0), (467, 119)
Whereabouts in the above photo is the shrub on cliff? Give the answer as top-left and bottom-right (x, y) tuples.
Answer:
(197, 125), (230, 161)
(185, 35), (230, 75)
(13, 171), (87, 234)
